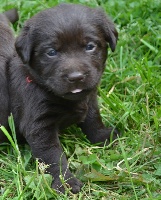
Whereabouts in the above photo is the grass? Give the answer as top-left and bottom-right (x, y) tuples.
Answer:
(0, 0), (161, 199)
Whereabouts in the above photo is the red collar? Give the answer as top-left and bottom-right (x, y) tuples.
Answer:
(26, 76), (32, 83)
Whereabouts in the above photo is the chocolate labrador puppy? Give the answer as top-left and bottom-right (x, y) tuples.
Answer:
(0, 4), (119, 193)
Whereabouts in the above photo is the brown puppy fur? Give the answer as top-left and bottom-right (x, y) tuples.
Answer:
(0, 4), (119, 193)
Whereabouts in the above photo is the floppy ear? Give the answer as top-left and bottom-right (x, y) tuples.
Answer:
(103, 18), (118, 52)
(15, 25), (32, 64)
(95, 9), (118, 52)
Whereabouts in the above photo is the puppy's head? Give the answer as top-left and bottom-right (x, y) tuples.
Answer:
(16, 4), (118, 100)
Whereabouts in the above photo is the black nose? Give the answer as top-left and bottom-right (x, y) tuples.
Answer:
(67, 72), (86, 83)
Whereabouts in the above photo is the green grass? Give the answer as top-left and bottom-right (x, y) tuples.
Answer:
(0, 0), (161, 199)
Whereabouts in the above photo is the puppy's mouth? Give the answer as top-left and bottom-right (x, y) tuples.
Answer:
(62, 89), (90, 100)
(71, 89), (83, 93)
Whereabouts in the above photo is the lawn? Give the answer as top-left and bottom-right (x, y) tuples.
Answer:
(0, 0), (161, 199)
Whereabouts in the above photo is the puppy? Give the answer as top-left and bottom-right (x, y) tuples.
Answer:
(0, 9), (18, 142)
(0, 4), (119, 193)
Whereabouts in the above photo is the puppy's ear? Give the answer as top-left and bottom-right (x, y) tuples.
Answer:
(104, 18), (118, 52)
(15, 26), (32, 64)
(96, 9), (118, 52)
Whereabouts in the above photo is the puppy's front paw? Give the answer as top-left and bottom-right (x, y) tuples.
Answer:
(92, 127), (120, 146)
(52, 174), (83, 194)
(106, 127), (120, 141)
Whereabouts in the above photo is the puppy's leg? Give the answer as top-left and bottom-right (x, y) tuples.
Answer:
(79, 91), (120, 145)
(26, 130), (83, 193)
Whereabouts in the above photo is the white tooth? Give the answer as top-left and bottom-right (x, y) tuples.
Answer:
(71, 89), (82, 93)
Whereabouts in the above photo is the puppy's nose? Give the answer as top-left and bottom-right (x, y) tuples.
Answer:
(67, 72), (85, 83)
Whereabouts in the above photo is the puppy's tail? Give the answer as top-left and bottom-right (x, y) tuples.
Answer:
(4, 8), (19, 24)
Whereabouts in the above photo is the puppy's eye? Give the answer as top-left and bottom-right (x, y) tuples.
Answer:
(86, 43), (96, 52)
(47, 49), (57, 57)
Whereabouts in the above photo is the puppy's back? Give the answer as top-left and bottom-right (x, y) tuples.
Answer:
(3, 8), (19, 24)
(0, 9), (18, 140)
